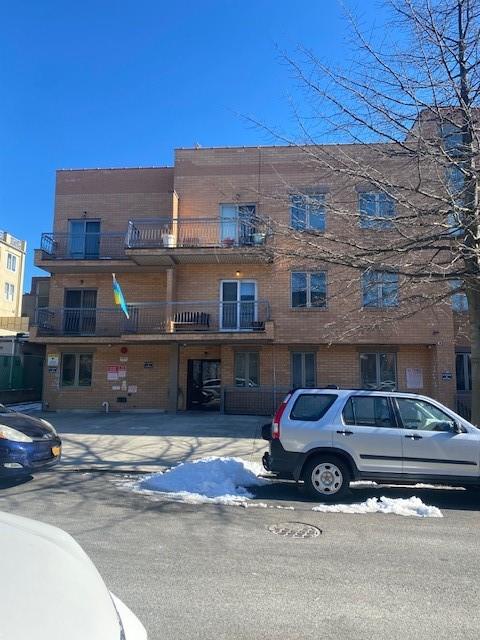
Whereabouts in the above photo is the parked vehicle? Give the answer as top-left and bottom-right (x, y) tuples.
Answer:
(0, 510), (147, 639)
(262, 388), (480, 500)
(0, 404), (61, 475)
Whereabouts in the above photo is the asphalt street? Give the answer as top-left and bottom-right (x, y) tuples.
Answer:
(1, 471), (480, 640)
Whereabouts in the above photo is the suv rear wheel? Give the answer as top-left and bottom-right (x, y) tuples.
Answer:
(303, 455), (350, 501)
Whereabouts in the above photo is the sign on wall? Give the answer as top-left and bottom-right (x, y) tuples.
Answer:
(406, 368), (423, 389)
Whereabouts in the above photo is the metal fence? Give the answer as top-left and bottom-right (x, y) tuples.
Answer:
(0, 354), (43, 395)
(223, 386), (290, 416)
(36, 301), (270, 337)
(126, 218), (268, 249)
(40, 232), (128, 259)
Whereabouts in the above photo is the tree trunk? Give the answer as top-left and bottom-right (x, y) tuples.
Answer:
(468, 287), (480, 425)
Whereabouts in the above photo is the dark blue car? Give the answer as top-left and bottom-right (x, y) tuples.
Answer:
(0, 404), (61, 476)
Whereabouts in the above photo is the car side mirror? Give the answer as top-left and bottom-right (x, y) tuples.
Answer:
(452, 422), (465, 435)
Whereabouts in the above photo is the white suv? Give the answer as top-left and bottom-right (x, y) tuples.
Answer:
(262, 388), (479, 500)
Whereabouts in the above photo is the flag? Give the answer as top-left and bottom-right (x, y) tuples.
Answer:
(112, 273), (130, 319)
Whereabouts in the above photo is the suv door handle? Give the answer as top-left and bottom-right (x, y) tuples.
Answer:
(405, 434), (423, 440)
(337, 430), (354, 436)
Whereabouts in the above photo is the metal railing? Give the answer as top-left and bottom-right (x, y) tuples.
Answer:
(35, 301), (270, 336)
(126, 217), (268, 249)
(40, 232), (128, 260)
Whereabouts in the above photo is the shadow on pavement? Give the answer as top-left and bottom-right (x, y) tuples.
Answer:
(252, 479), (480, 512)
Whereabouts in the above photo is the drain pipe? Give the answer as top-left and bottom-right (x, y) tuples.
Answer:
(102, 401), (110, 414)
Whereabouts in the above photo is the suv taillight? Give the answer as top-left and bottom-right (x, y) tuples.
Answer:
(272, 393), (292, 440)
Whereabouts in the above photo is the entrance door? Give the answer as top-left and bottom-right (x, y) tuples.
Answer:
(221, 281), (257, 330)
(220, 205), (256, 245)
(64, 289), (97, 335)
(187, 360), (221, 410)
(69, 220), (101, 259)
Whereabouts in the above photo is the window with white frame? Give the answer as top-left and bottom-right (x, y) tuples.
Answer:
(291, 272), (327, 308)
(4, 283), (14, 302)
(358, 192), (395, 229)
(290, 194), (326, 231)
(291, 352), (316, 388)
(362, 271), (398, 308)
(450, 280), (468, 312)
(6, 253), (17, 272)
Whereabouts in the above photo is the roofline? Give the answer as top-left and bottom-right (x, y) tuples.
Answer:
(56, 166), (173, 172)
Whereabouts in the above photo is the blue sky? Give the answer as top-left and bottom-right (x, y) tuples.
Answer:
(0, 0), (382, 286)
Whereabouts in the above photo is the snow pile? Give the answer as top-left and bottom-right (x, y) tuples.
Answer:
(312, 496), (443, 518)
(134, 457), (267, 506)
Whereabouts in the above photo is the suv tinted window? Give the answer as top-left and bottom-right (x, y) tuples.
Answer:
(290, 394), (337, 421)
(343, 396), (396, 428)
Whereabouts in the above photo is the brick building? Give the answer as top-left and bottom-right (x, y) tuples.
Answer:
(30, 142), (470, 415)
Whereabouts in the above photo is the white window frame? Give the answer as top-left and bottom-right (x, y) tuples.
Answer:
(362, 271), (399, 308)
(6, 253), (17, 272)
(358, 192), (395, 229)
(291, 352), (316, 388)
(4, 282), (14, 302)
(360, 352), (397, 390)
(219, 280), (258, 331)
(60, 353), (93, 388)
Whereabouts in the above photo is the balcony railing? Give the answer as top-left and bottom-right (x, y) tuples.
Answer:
(40, 232), (128, 260)
(126, 218), (268, 249)
(35, 301), (270, 337)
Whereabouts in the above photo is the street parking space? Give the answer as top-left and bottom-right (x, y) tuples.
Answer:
(0, 469), (479, 640)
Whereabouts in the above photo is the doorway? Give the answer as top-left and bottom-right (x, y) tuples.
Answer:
(220, 280), (257, 330)
(187, 359), (221, 410)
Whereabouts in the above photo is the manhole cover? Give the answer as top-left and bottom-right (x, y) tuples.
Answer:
(268, 522), (322, 539)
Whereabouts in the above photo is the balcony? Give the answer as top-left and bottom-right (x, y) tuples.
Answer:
(34, 301), (272, 341)
(125, 218), (271, 265)
(35, 232), (129, 273)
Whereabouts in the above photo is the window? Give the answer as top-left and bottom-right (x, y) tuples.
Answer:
(450, 280), (468, 312)
(362, 271), (399, 308)
(69, 220), (101, 259)
(290, 394), (337, 421)
(6, 253), (17, 272)
(395, 398), (455, 432)
(220, 204), (257, 245)
(291, 272), (327, 308)
(343, 396), (396, 428)
(360, 352), (397, 390)
(446, 165), (465, 237)
(234, 352), (259, 387)
(290, 194), (326, 231)
(4, 283), (14, 302)
(359, 192), (395, 229)
(292, 352), (316, 388)
(456, 353), (472, 391)
(61, 353), (93, 387)
(441, 122), (463, 157)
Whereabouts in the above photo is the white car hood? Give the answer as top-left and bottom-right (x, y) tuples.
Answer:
(0, 511), (121, 640)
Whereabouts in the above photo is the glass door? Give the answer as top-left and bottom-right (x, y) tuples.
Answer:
(64, 289), (97, 334)
(69, 220), (100, 258)
(221, 281), (257, 330)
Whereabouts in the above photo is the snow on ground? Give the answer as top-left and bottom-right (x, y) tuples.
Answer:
(351, 480), (463, 491)
(3, 402), (42, 413)
(313, 496), (443, 518)
(130, 457), (268, 506)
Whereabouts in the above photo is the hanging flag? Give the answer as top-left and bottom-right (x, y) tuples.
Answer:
(112, 273), (130, 319)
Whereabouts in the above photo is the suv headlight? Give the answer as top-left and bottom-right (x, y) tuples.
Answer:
(0, 425), (33, 443)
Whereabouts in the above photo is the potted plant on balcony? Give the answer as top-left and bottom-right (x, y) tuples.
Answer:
(252, 232), (266, 245)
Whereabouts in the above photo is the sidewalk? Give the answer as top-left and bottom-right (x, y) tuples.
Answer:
(42, 411), (268, 473)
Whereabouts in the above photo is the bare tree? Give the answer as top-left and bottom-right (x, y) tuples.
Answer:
(256, 0), (480, 421)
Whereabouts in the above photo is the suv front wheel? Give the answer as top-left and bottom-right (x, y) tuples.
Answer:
(303, 455), (350, 501)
